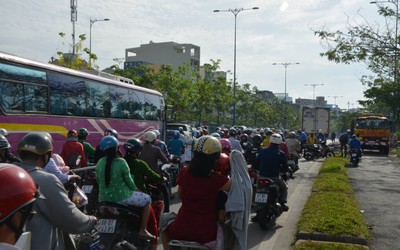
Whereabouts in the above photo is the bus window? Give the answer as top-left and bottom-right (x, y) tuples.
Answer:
(0, 81), (24, 112)
(130, 90), (144, 120)
(87, 80), (108, 117)
(24, 84), (48, 112)
(110, 86), (130, 118)
(144, 94), (160, 121)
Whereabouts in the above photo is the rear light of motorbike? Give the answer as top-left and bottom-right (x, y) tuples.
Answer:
(258, 179), (269, 185)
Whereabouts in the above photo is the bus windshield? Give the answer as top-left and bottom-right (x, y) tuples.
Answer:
(355, 119), (390, 130)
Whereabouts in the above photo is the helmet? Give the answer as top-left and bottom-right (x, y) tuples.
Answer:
(318, 129), (323, 133)
(0, 135), (11, 150)
(18, 132), (53, 155)
(240, 134), (248, 142)
(104, 129), (119, 139)
(78, 128), (88, 137)
(100, 136), (119, 151)
(0, 128), (8, 137)
(173, 131), (181, 140)
(211, 132), (221, 139)
(229, 128), (237, 136)
(289, 132), (296, 138)
(178, 127), (184, 133)
(351, 134), (356, 139)
(193, 136), (222, 155)
(220, 138), (232, 150)
(213, 153), (230, 176)
(270, 133), (283, 145)
(152, 130), (161, 137)
(265, 129), (273, 136)
(0, 164), (38, 223)
(347, 129), (351, 133)
(124, 138), (143, 153)
(67, 130), (78, 138)
(252, 134), (262, 145)
(143, 131), (157, 142)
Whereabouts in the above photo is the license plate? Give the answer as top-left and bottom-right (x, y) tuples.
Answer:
(97, 219), (116, 233)
(288, 160), (295, 165)
(351, 153), (357, 157)
(368, 141), (375, 145)
(251, 177), (255, 184)
(255, 193), (268, 203)
(82, 185), (93, 194)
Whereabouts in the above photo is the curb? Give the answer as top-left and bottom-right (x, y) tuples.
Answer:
(296, 231), (368, 246)
(294, 239), (369, 249)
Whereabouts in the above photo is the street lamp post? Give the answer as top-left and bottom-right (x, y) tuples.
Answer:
(305, 84), (324, 106)
(214, 7), (259, 126)
(89, 18), (110, 59)
(370, 0), (399, 84)
(327, 95), (343, 107)
(272, 62), (299, 128)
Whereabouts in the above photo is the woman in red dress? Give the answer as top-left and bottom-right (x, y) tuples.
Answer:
(161, 135), (232, 249)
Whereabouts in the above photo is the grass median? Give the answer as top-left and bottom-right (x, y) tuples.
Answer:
(293, 157), (371, 249)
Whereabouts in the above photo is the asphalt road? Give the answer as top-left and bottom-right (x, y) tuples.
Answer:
(157, 158), (322, 250)
(347, 151), (400, 250)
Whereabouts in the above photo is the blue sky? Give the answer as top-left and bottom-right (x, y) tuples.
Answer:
(1, 0), (386, 110)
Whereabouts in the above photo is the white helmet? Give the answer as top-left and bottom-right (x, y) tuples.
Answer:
(0, 129), (8, 137)
(143, 131), (157, 143)
(152, 130), (161, 137)
(318, 129), (323, 133)
(270, 133), (283, 145)
(210, 132), (221, 139)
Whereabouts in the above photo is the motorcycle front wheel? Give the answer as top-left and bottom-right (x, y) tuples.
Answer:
(326, 151), (335, 157)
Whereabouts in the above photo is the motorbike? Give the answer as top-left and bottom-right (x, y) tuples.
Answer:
(169, 154), (183, 187)
(287, 155), (299, 179)
(253, 177), (283, 230)
(168, 240), (210, 249)
(349, 148), (360, 167)
(303, 141), (335, 161)
(96, 202), (151, 250)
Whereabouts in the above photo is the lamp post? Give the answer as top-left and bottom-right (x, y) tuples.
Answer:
(370, 0), (399, 84)
(89, 18), (110, 58)
(272, 62), (299, 128)
(214, 7), (259, 126)
(305, 84), (324, 106)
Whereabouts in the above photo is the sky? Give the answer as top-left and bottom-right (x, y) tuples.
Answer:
(1, 0), (387, 110)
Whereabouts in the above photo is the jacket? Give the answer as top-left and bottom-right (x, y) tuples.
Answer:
(16, 162), (97, 250)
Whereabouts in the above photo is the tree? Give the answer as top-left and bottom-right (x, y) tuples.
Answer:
(314, 5), (400, 126)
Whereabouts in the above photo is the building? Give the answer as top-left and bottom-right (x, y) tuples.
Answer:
(124, 41), (200, 72)
(295, 96), (327, 108)
(274, 93), (293, 103)
(257, 90), (276, 103)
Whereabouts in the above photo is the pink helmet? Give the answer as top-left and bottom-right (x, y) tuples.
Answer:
(219, 139), (232, 150)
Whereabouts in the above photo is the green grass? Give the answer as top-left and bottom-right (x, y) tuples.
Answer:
(293, 241), (368, 250)
(296, 157), (371, 242)
(395, 148), (400, 157)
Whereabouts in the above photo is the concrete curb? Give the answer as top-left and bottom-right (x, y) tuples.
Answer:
(294, 239), (369, 249)
(296, 231), (368, 246)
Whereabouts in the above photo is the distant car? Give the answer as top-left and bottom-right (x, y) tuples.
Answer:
(166, 123), (193, 139)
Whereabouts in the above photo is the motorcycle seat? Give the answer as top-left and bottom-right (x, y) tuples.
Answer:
(98, 201), (142, 213)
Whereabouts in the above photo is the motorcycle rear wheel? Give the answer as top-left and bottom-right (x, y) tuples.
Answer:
(326, 151), (335, 158)
(257, 207), (274, 230)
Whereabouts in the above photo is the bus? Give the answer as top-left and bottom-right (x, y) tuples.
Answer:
(354, 113), (391, 155)
(0, 51), (166, 154)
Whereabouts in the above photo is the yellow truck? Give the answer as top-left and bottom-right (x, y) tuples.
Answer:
(354, 114), (391, 155)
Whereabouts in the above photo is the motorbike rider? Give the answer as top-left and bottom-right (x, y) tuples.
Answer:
(245, 134), (262, 167)
(153, 129), (170, 158)
(0, 128), (8, 137)
(161, 135), (233, 249)
(316, 129), (326, 142)
(96, 135), (155, 240)
(0, 135), (21, 163)
(220, 138), (232, 156)
(349, 134), (362, 158)
(139, 131), (171, 212)
(286, 132), (301, 165)
(77, 128), (95, 164)
(240, 133), (251, 152)
(228, 128), (244, 153)
(61, 130), (87, 168)
(279, 132), (290, 158)
(261, 129), (274, 148)
(167, 131), (186, 158)
(297, 129), (308, 148)
(94, 129), (122, 163)
(0, 164), (39, 248)
(255, 133), (289, 211)
(15, 132), (98, 249)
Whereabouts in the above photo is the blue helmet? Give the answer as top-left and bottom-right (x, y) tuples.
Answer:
(100, 136), (119, 151)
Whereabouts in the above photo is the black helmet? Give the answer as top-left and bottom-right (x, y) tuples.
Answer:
(252, 134), (262, 145)
(124, 138), (143, 153)
(18, 132), (53, 155)
(229, 128), (237, 136)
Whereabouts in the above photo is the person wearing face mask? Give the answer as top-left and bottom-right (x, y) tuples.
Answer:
(0, 164), (40, 250)
(15, 132), (98, 250)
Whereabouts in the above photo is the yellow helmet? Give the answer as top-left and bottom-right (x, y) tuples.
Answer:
(193, 136), (222, 155)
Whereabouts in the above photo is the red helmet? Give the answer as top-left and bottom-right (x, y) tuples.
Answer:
(0, 164), (38, 223)
(213, 153), (230, 176)
(220, 139), (232, 151)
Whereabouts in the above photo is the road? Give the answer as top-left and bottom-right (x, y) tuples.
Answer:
(347, 152), (400, 250)
(157, 159), (322, 250)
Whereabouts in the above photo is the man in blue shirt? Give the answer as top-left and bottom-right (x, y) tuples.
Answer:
(167, 131), (185, 157)
(255, 133), (289, 211)
(349, 134), (362, 158)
